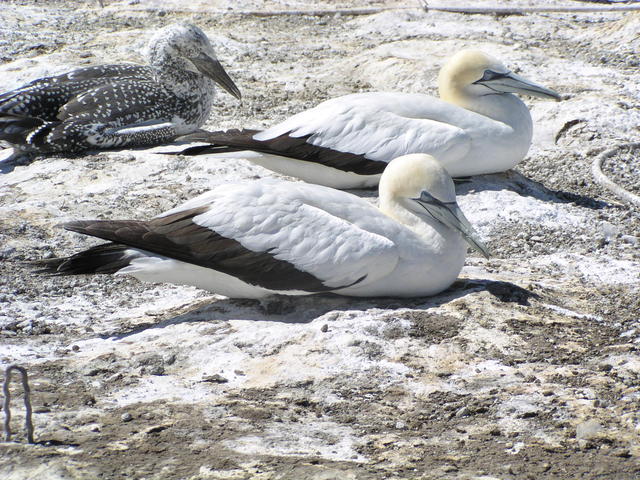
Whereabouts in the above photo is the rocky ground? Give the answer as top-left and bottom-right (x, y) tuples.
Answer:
(1, 1), (639, 479)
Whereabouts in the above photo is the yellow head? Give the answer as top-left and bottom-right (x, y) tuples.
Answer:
(438, 49), (560, 104)
(438, 50), (506, 103)
(379, 153), (455, 205)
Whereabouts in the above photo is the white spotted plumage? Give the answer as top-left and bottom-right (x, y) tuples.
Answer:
(0, 23), (240, 154)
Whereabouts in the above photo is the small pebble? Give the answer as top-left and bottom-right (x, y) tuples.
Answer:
(598, 363), (613, 372)
(202, 374), (228, 384)
(455, 406), (470, 417)
(576, 419), (603, 440)
(613, 448), (631, 458)
(147, 365), (165, 376)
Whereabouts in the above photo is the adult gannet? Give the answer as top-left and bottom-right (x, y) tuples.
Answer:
(38, 154), (489, 299)
(0, 23), (241, 155)
(177, 49), (559, 188)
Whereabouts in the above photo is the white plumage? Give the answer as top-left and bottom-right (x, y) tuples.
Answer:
(180, 49), (560, 188)
(43, 154), (489, 299)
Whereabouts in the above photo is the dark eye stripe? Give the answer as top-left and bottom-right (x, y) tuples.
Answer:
(477, 70), (509, 82)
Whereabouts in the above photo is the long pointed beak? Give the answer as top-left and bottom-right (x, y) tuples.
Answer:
(191, 53), (242, 100)
(476, 70), (560, 101)
(413, 191), (491, 259)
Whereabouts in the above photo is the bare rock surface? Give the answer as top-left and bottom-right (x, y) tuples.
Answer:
(1, 1), (639, 479)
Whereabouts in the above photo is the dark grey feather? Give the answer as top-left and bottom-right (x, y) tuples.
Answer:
(179, 129), (389, 176)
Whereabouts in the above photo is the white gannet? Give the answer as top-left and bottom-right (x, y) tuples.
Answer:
(177, 49), (559, 189)
(38, 154), (489, 299)
(0, 23), (240, 155)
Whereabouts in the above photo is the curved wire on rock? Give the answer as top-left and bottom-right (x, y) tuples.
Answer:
(2, 365), (35, 444)
(591, 142), (640, 208)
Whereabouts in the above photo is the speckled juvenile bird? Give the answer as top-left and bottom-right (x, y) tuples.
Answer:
(0, 23), (241, 156)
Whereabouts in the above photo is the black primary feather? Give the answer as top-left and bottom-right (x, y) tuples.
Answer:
(178, 128), (389, 176)
(34, 243), (139, 275)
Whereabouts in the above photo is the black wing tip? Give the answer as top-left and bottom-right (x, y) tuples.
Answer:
(23, 257), (67, 275)
(0, 114), (61, 152)
(0, 114), (48, 135)
(63, 220), (95, 233)
(176, 129), (386, 175)
(171, 128), (263, 156)
(178, 144), (243, 155)
(29, 243), (134, 276)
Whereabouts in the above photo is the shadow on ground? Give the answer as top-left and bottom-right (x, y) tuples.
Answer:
(105, 277), (538, 340)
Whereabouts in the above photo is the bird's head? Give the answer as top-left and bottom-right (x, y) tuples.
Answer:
(438, 49), (560, 104)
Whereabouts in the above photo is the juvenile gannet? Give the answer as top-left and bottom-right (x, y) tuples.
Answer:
(0, 23), (241, 155)
(177, 49), (559, 188)
(38, 154), (489, 299)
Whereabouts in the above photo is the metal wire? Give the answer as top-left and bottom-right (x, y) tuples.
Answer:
(3, 365), (35, 444)
(592, 143), (640, 207)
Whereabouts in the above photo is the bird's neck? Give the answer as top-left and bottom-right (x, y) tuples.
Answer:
(442, 88), (534, 146)
(379, 195), (463, 252)
(149, 50), (215, 101)
(147, 46), (197, 81)
(150, 51), (192, 76)
(379, 194), (417, 228)
(441, 86), (530, 123)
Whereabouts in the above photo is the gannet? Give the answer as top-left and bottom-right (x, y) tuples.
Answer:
(0, 23), (240, 155)
(38, 154), (489, 299)
(177, 49), (559, 188)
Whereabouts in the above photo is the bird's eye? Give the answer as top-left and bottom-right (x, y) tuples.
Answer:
(477, 70), (508, 82)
